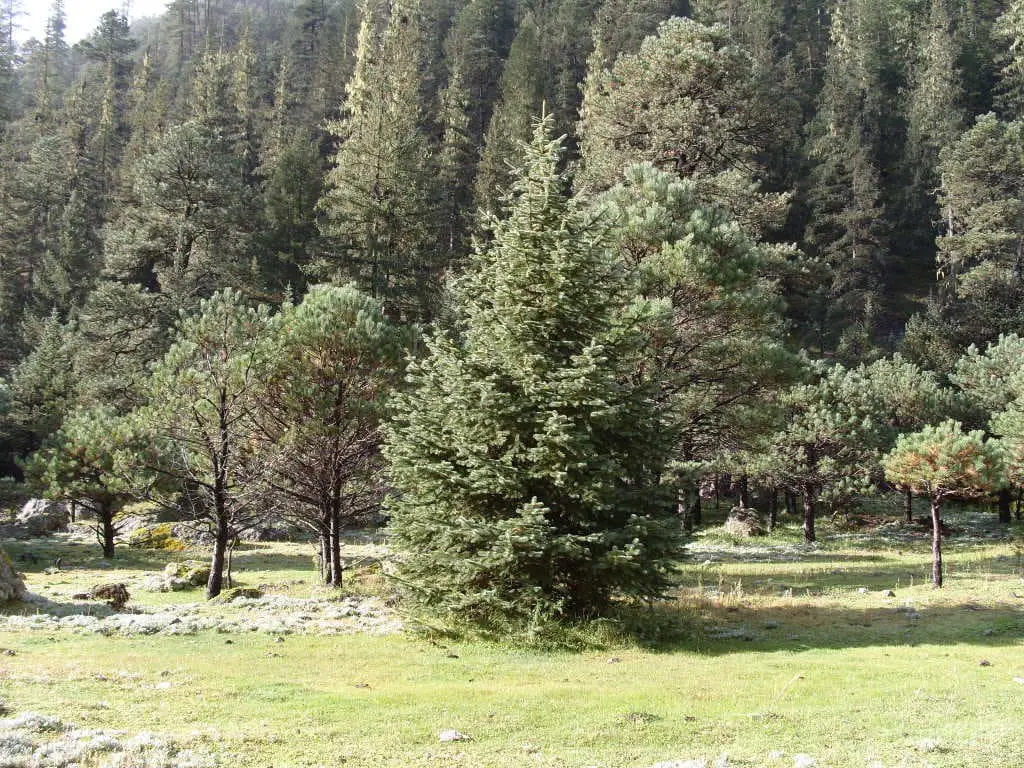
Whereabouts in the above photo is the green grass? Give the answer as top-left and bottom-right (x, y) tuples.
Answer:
(1, 510), (1024, 767)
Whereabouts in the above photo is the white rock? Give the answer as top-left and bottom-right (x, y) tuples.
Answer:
(793, 755), (817, 768)
(438, 729), (471, 743)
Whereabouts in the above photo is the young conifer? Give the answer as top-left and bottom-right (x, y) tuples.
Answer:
(385, 115), (676, 626)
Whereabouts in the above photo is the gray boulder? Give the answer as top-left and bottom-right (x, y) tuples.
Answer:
(724, 507), (765, 537)
(16, 500), (70, 536)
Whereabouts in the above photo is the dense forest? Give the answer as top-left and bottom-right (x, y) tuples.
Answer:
(2, 0), (1024, 620)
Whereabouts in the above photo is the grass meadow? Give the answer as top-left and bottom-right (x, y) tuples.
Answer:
(1, 504), (1023, 767)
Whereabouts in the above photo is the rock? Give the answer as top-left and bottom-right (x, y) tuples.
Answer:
(882, 590), (896, 597)
(15, 499), (69, 536)
(792, 755), (817, 768)
(1013, 677), (1024, 684)
(916, 738), (940, 753)
(0, 550), (26, 602)
(90, 584), (130, 610)
(439, 729), (471, 743)
(980, 659), (992, 667)
(211, 587), (263, 603)
(240, 523), (297, 542)
(983, 628), (995, 636)
(724, 507), (765, 537)
(857, 587), (869, 594)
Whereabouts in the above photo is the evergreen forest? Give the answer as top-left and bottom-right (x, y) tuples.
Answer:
(4, 0), (1024, 626)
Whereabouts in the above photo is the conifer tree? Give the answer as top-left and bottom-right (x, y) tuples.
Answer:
(385, 116), (677, 624)
(884, 421), (1003, 586)
(256, 284), (408, 586)
(995, 0), (1024, 119)
(318, 0), (443, 319)
(143, 289), (272, 599)
(578, 17), (788, 234)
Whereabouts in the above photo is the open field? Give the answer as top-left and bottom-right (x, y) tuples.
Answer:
(1, 509), (1023, 767)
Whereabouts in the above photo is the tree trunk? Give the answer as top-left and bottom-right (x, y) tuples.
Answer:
(692, 492), (702, 527)
(768, 489), (778, 532)
(904, 489), (914, 523)
(226, 536), (236, 588)
(739, 475), (750, 508)
(785, 491), (796, 516)
(931, 497), (943, 588)
(319, 532), (331, 584)
(802, 484), (816, 544)
(206, 519), (230, 599)
(678, 487), (692, 532)
(329, 505), (343, 587)
(1016, 489), (1023, 522)
(100, 505), (116, 560)
(998, 488), (1013, 524)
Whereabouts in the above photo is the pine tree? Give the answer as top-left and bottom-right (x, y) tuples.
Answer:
(904, 0), (965, 273)
(935, 113), (1024, 342)
(317, 0), (443, 319)
(577, 17), (788, 234)
(24, 406), (156, 558)
(255, 284), (408, 586)
(385, 116), (677, 625)
(143, 289), (272, 599)
(995, 0), (1024, 119)
(883, 421), (1003, 586)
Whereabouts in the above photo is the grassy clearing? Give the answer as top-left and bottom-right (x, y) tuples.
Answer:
(1, 509), (1023, 767)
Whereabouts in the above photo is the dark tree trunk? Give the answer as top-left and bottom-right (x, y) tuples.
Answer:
(329, 503), (343, 587)
(100, 505), (116, 559)
(785, 491), (796, 516)
(692, 492), (702, 527)
(768, 489), (779, 532)
(1016, 489), (1023, 522)
(802, 484), (816, 544)
(739, 475), (750, 508)
(998, 488), (1013, 524)
(206, 518), (230, 599)
(931, 498), (943, 588)
(904, 489), (914, 523)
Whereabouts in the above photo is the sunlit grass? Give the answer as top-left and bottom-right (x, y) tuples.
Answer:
(0, 508), (1022, 767)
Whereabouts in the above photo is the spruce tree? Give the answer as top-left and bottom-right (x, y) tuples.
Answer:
(385, 116), (677, 625)
(317, 0), (443, 320)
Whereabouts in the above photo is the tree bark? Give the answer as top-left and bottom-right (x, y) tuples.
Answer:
(998, 488), (1013, 524)
(802, 484), (816, 544)
(678, 487), (692, 532)
(739, 475), (750, 508)
(692, 492), (702, 527)
(785, 491), (796, 516)
(100, 505), (116, 560)
(206, 519), (230, 599)
(904, 489), (914, 523)
(329, 504), (343, 587)
(768, 489), (778, 532)
(931, 497), (943, 588)
(319, 532), (331, 584)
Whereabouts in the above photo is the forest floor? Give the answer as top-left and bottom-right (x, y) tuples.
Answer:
(0, 505), (1023, 767)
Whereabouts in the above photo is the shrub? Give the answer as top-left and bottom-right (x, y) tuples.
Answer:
(128, 523), (186, 552)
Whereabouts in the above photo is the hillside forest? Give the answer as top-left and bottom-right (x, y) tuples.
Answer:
(2, 0), (1024, 624)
